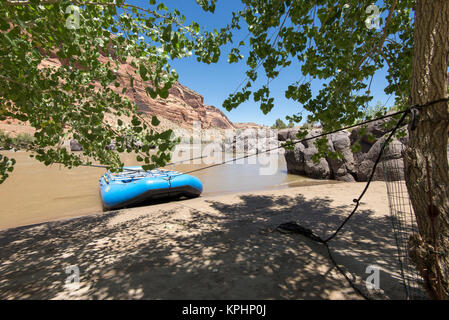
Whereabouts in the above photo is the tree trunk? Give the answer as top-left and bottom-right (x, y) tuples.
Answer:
(405, 0), (449, 300)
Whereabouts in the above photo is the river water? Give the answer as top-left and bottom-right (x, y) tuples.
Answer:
(0, 148), (332, 230)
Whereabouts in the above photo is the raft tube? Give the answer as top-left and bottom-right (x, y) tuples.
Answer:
(99, 166), (203, 210)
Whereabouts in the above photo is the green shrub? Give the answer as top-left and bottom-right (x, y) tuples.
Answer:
(0, 131), (34, 149)
(271, 118), (287, 130)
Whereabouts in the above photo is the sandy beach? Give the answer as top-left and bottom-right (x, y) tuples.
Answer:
(0, 181), (409, 299)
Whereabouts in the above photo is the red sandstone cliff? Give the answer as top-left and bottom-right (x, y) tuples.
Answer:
(2, 52), (235, 135)
(106, 55), (234, 129)
(108, 52), (235, 128)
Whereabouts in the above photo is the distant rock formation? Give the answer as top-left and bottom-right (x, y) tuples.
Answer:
(233, 122), (268, 130)
(223, 128), (284, 154)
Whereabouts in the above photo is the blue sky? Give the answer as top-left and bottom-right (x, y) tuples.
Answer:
(129, 0), (395, 126)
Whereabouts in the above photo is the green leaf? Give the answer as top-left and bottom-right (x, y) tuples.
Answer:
(131, 116), (141, 126)
(151, 116), (160, 126)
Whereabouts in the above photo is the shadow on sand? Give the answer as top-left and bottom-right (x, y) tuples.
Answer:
(0, 193), (408, 299)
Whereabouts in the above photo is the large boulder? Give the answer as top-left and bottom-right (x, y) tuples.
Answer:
(285, 141), (330, 179)
(327, 131), (356, 182)
(284, 130), (355, 181)
(224, 129), (282, 154)
(303, 146), (331, 179)
(70, 140), (83, 151)
(277, 129), (290, 141)
(277, 128), (299, 141)
(350, 117), (390, 145)
(302, 129), (323, 148)
(354, 136), (405, 181)
(349, 117), (391, 160)
(283, 120), (412, 182)
(285, 143), (306, 175)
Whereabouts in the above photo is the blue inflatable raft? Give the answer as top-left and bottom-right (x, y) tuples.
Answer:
(99, 166), (203, 210)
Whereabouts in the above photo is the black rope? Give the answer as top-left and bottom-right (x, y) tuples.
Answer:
(324, 243), (370, 299)
(323, 107), (410, 243)
(414, 97), (449, 109)
(275, 97), (448, 300)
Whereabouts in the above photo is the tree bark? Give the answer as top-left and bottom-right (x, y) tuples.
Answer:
(405, 0), (449, 300)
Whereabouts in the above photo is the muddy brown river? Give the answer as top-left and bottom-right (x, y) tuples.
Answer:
(0, 149), (332, 230)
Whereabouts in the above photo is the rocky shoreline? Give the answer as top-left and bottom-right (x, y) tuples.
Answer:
(280, 118), (410, 182)
(67, 128), (285, 155)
